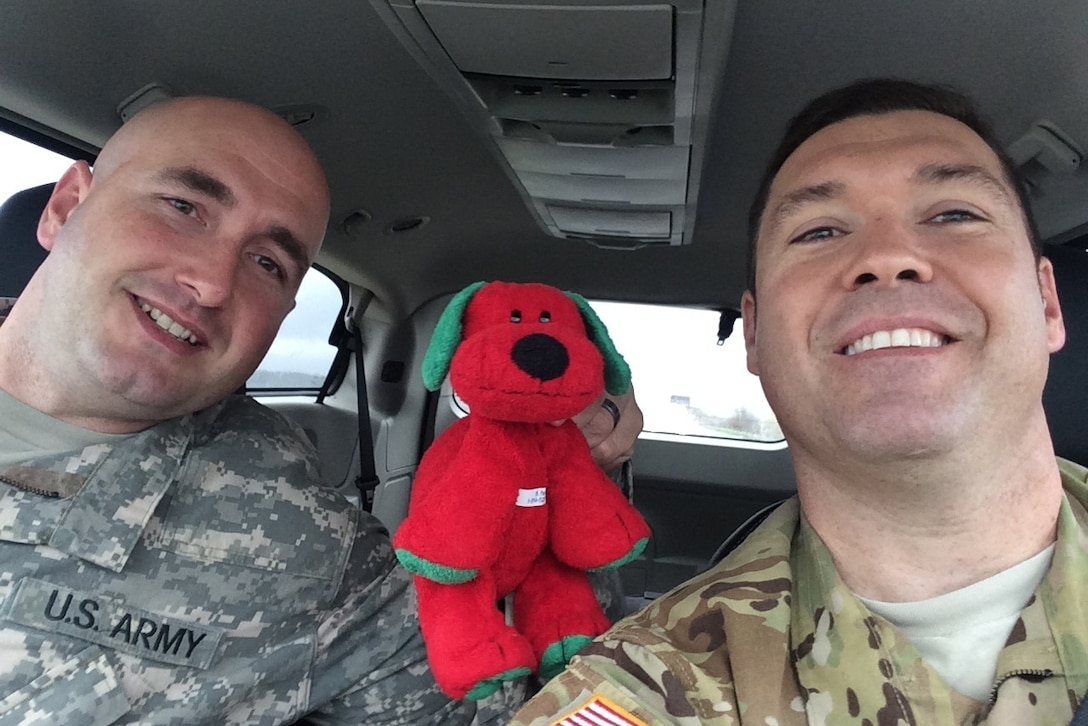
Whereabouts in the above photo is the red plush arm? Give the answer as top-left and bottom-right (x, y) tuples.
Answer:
(544, 422), (650, 569)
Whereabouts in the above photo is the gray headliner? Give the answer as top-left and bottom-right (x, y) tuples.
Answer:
(2, 1), (1086, 320)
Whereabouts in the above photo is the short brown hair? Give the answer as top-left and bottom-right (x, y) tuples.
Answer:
(747, 78), (1040, 291)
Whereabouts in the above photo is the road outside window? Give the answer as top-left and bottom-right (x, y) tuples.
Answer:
(592, 301), (783, 444)
(248, 269), (342, 390)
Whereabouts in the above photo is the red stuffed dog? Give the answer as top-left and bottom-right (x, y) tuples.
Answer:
(393, 281), (650, 700)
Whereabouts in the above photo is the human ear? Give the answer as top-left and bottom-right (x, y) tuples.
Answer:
(1037, 257), (1066, 354)
(37, 161), (93, 251)
(741, 289), (760, 375)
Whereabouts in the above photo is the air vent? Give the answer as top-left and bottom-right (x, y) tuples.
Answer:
(374, 0), (736, 247)
(415, 1), (674, 80)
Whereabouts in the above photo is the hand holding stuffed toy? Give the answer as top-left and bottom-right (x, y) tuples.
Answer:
(393, 281), (650, 700)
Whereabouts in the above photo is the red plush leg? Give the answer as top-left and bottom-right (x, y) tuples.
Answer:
(513, 549), (611, 679)
(414, 574), (535, 700)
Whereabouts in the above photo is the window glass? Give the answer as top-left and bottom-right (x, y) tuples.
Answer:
(248, 268), (343, 390)
(0, 130), (74, 202)
(591, 301), (784, 444)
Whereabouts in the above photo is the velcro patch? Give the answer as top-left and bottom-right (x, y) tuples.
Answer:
(6, 578), (223, 669)
(549, 695), (648, 726)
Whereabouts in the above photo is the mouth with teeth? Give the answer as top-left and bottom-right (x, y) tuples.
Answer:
(139, 302), (200, 345)
(843, 327), (950, 356)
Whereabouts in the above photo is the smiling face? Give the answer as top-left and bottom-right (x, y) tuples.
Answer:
(3, 97), (329, 432)
(742, 110), (1065, 469)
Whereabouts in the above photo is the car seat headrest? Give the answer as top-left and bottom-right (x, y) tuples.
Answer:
(1042, 243), (1088, 466)
(0, 183), (54, 299)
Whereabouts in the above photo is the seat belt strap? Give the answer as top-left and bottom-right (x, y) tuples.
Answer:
(314, 292), (379, 512)
(349, 323), (380, 511)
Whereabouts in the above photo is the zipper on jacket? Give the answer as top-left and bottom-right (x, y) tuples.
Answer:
(988, 668), (1054, 703)
(0, 472), (61, 499)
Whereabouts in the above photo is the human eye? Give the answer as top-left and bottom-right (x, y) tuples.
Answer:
(790, 225), (843, 244)
(164, 197), (197, 216)
(928, 208), (984, 224)
(252, 253), (285, 281)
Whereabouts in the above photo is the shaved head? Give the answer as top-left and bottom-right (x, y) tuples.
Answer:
(0, 95), (333, 431)
(94, 97), (330, 255)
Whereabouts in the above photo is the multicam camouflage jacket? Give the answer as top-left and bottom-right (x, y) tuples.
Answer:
(0, 394), (505, 725)
(513, 459), (1088, 726)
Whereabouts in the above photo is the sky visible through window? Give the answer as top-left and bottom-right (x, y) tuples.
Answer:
(0, 133), (73, 201)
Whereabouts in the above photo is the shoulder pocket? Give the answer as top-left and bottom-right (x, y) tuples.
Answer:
(151, 457), (355, 580)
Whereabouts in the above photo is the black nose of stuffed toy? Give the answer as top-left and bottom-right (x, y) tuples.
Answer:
(511, 333), (569, 382)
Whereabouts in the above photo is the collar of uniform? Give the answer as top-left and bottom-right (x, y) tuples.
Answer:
(47, 413), (196, 572)
(702, 497), (804, 720)
(1019, 459), (1088, 693)
(790, 512), (981, 722)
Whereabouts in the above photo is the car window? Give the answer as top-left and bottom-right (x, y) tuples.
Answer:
(247, 267), (344, 392)
(451, 299), (784, 447)
(0, 129), (73, 203)
(591, 301), (784, 446)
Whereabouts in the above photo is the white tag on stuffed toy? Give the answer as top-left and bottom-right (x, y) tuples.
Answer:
(516, 488), (546, 507)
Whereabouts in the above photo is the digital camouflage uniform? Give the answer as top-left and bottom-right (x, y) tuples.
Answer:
(513, 459), (1088, 726)
(0, 391), (517, 725)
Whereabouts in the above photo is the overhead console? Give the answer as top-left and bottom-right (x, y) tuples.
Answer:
(372, 0), (736, 247)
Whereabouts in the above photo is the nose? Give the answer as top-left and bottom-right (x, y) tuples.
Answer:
(175, 245), (237, 307)
(511, 333), (569, 382)
(841, 221), (933, 290)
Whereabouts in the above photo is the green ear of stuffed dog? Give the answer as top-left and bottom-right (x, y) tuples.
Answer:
(565, 291), (631, 396)
(421, 281), (487, 391)
(420, 281), (632, 395)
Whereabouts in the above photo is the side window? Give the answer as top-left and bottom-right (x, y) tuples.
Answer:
(248, 268), (344, 392)
(0, 129), (74, 204)
(591, 301), (784, 446)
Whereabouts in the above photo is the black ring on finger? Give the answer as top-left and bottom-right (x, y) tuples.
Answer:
(601, 398), (621, 430)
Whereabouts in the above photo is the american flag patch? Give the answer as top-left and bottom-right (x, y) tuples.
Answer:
(549, 695), (649, 726)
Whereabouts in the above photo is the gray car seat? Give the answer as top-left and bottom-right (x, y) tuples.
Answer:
(1041, 242), (1088, 467)
(0, 183), (53, 299)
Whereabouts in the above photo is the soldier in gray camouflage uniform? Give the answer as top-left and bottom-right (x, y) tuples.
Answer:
(0, 94), (488, 726)
(0, 94), (642, 725)
(514, 79), (1088, 725)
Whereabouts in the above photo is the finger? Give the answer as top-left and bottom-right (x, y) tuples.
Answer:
(580, 405), (617, 451)
(587, 386), (643, 471)
(569, 393), (605, 432)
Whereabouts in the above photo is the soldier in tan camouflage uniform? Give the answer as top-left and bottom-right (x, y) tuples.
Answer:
(513, 79), (1088, 725)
